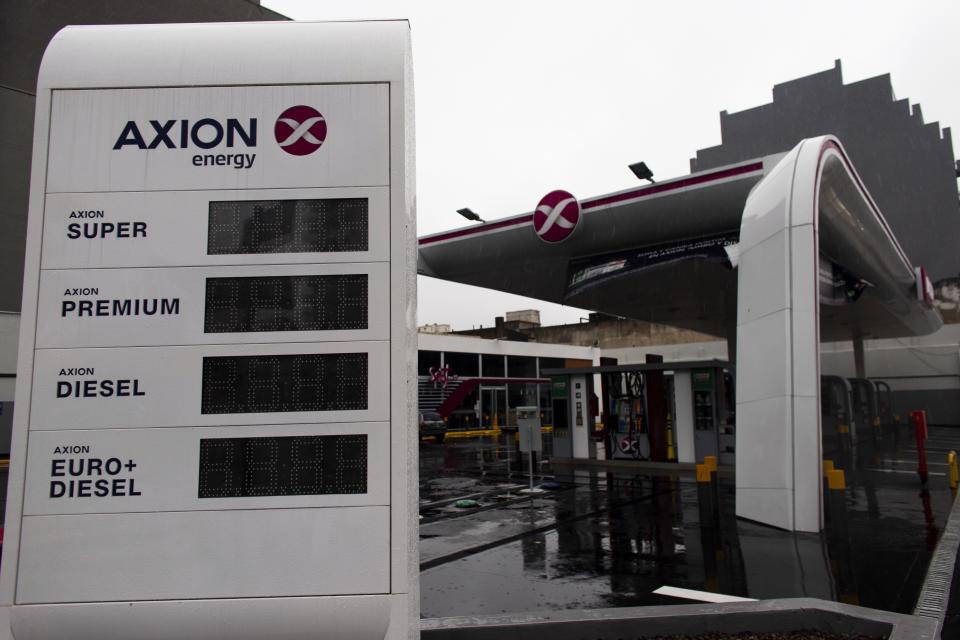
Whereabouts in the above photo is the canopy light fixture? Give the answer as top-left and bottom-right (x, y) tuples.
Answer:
(457, 207), (485, 223)
(629, 161), (655, 183)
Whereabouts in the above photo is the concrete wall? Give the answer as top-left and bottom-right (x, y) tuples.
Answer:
(691, 60), (960, 283)
(0, 0), (286, 312)
(604, 339), (729, 364)
(456, 316), (719, 349)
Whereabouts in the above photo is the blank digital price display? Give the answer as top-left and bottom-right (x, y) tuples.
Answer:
(202, 353), (368, 414)
(198, 434), (367, 498)
(205, 274), (368, 333)
(208, 198), (368, 254)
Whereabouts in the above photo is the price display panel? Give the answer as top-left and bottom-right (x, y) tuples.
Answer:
(205, 274), (367, 333)
(29, 341), (390, 430)
(208, 198), (368, 255)
(201, 353), (368, 414)
(199, 434), (367, 498)
(40, 187), (390, 270)
(35, 263), (388, 348)
(23, 422), (389, 516)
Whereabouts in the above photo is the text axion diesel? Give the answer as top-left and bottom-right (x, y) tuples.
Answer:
(111, 106), (328, 168)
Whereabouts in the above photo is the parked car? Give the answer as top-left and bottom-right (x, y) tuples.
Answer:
(419, 411), (447, 443)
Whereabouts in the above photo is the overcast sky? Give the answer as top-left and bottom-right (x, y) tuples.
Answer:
(265, 0), (960, 330)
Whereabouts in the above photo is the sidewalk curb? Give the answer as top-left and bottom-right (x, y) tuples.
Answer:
(422, 598), (937, 639)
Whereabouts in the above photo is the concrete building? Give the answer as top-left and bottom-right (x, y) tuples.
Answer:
(691, 59), (960, 283)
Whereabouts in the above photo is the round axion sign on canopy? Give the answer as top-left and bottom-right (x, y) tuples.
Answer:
(534, 189), (581, 243)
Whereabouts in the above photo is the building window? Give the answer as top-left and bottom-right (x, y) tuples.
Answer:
(481, 354), (505, 377)
(507, 355), (537, 379)
(418, 350), (442, 376)
(443, 351), (479, 377)
(538, 357), (564, 376)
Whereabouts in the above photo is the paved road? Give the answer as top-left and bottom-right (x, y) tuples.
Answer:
(419, 429), (956, 619)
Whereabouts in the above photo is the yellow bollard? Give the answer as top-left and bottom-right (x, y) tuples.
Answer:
(827, 469), (846, 491)
(822, 460), (834, 477)
(696, 463), (712, 483)
(703, 455), (718, 473)
(948, 451), (958, 490)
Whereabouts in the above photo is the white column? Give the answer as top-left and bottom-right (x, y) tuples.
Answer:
(673, 370), (696, 463)
(569, 374), (590, 459)
(736, 140), (823, 532)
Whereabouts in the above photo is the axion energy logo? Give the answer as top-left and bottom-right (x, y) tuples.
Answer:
(112, 117), (258, 169)
(534, 190), (581, 243)
(274, 105), (327, 156)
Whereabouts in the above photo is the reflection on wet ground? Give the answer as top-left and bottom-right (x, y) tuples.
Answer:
(419, 427), (957, 618)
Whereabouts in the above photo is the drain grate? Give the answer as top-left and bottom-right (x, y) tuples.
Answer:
(914, 491), (960, 633)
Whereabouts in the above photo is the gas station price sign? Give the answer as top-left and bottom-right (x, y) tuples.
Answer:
(204, 273), (368, 333)
(2, 21), (416, 640)
(201, 352), (368, 414)
(198, 434), (368, 498)
(207, 197), (369, 255)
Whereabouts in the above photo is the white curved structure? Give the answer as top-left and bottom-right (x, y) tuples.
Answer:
(735, 136), (940, 532)
(3, 21), (417, 640)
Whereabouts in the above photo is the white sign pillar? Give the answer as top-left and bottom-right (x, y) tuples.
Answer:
(0, 22), (416, 639)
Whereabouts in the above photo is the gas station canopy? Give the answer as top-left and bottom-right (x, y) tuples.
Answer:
(418, 153), (940, 342)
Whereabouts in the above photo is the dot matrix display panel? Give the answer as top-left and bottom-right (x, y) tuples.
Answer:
(207, 198), (369, 255)
(198, 434), (368, 498)
(201, 353), (369, 414)
(205, 274), (368, 333)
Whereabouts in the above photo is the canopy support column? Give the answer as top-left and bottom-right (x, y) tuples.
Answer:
(735, 142), (823, 532)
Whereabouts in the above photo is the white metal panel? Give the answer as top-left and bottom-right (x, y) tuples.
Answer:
(47, 84), (389, 193)
(791, 395), (822, 530)
(23, 422), (390, 515)
(30, 341), (390, 429)
(37, 21), (411, 91)
(16, 507), (390, 603)
(41, 187), (390, 269)
(36, 263), (389, 348)
(736, 229), (790, 325)
(736, 309), (791, 405)
(12, 595), (394, 640)
(736, 395), (793, 477)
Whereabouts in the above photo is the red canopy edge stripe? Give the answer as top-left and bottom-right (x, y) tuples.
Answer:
(418, 161), (764, 247)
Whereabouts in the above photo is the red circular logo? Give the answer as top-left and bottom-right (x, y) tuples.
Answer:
(533, 190), (581, 243)
(274, 105), (327, 156)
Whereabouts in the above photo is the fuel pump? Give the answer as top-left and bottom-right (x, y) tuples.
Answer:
(606, 371), (650, 461)
(849, 378), (879, 440)
(873, 381), (894, 430)
(821, 375), (854, 460)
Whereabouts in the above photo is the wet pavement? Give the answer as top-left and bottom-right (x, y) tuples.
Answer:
(419, 427), (958, 619)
